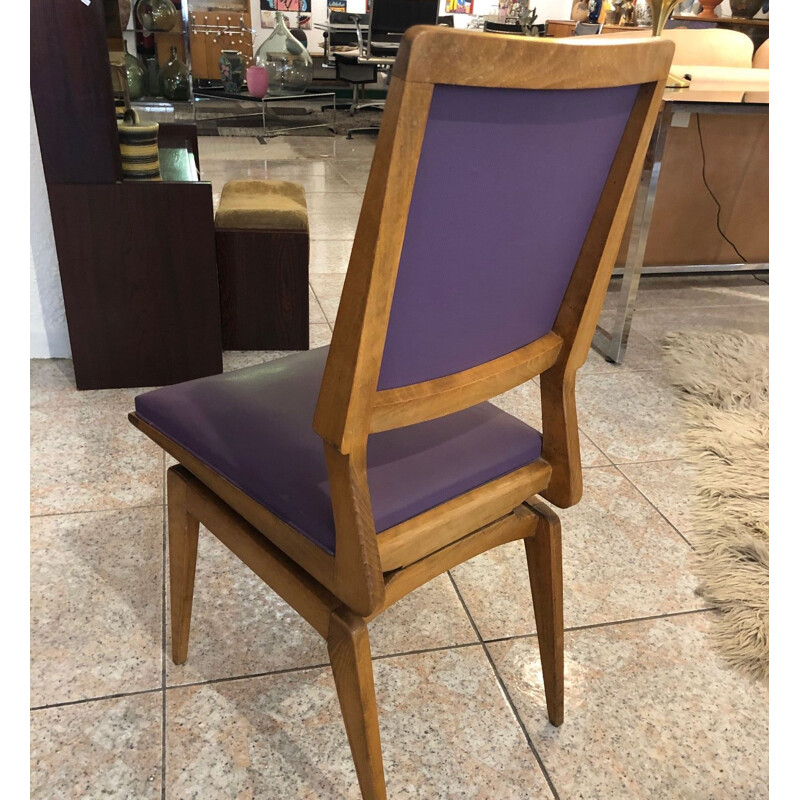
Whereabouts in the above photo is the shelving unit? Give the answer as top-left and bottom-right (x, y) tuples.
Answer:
(30, 0), (223, 389)
(117, 1), (197, 113)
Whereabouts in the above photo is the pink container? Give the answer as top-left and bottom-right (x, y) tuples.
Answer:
(246, 65), (268, 98)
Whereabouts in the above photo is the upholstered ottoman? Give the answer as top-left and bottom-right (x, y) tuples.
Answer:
(215, 180), (310, 350)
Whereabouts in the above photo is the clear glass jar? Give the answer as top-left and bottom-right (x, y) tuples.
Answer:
(254, 12), (313, 96)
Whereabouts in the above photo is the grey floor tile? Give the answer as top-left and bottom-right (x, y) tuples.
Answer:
(31, 693), (162, 800)
(574, 369), (686, 464)
(489, 613), (768, 800)
(31, 507), (163, 707)
(31, 395), (164, 516)
(632, 301), (769, 348)
(165, 647), (551, 799)
(619, 459), (699, 542)
(310, 237), (354, 273)
(310, 272), (348, 325)
(604, 273), (769, 311)
(451, 466), (705, 641)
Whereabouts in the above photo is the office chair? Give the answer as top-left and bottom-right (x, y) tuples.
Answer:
(329, 12), (377, 113)
(574, 21), (604, 34)
(335, 0), (439, 136)
(129, 27), (673, 799)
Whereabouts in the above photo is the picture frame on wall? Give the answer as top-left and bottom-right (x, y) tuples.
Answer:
(260, 10), (276, 27)
(445, 0), (474, 12)
(261, 0), (312, 11)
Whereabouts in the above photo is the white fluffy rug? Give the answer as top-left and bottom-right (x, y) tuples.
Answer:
(663, 331), (769, 682)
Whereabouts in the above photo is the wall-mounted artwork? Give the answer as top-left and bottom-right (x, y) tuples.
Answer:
(297, 13), (312, 28)
(445, 0), (474, 12)
(260, 10), (276, 27)
(261, 0), (312, 11)
(328, 0), (347, 11)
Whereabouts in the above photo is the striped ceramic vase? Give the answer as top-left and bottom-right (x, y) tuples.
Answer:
(117, 110), (161, 181)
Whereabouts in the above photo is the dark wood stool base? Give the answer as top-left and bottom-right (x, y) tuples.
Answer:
(216, 228), (310, 351)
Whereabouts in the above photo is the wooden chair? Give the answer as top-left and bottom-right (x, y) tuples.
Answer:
(129, 28), (673, 799)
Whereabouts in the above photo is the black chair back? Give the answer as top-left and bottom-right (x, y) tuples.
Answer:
(329, 11), (371, 47)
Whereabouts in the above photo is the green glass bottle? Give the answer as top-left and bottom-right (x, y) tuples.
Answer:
(123, 40), (146, 101)
(158, 46), (190, 101)
(136, 0), (178, 32)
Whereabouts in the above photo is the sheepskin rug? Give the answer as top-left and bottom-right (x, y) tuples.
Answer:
(663, 331), (768, 681)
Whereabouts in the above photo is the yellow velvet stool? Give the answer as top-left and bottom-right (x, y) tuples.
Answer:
(215, 180), (310, 351)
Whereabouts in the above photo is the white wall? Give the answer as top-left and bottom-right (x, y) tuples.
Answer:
(30, 98), (70, 359)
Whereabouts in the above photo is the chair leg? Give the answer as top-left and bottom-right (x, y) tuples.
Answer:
(524, 505), (564, 726)
(167, 467), (200, 666)
(327, 610), (387, 800)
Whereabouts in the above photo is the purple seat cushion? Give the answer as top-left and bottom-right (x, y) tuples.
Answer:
(134, 347), (543, 555)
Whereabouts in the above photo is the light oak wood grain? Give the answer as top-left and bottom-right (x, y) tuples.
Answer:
(130, 28), (674, 797)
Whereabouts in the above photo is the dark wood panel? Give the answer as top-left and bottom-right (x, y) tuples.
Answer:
(30, 0), (122, 184)
(217, 230), (309, 350)
(103, 0), (123, 40)
(48, 182), (223, 389)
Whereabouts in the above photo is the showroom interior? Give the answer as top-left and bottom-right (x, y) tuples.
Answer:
(29, 0), (771, 797)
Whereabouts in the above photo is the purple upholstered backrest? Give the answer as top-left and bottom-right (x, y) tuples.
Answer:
(377, 82), (640, 390)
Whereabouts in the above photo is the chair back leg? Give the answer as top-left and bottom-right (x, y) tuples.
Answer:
(523, 501), (565, 727)
(167, 466), (200, 665)
(327, 609), (388, 800)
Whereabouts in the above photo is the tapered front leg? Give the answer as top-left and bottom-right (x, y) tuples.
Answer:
(327, 610), (387, 800)
(167, 466), (200, 666)
(524, 502), (564, 727)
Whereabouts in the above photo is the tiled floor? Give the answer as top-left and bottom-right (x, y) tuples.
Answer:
(30, 134), (769, 799)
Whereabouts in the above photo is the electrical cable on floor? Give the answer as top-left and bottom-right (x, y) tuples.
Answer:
(695, 114), (749, 265)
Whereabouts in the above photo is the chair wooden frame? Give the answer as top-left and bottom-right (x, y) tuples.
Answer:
(129, 27), (673, 800)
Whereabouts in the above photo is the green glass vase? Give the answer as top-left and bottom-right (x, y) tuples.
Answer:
(123, 40), (146, 101)
(136, 0), (178, 33)
(158, 46), (190, 101)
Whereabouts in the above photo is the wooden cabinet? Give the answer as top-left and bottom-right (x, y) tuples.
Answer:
(546, 16), (769, 47)
(189, 9), (255, 80)
(545, 19), (647, 37)
(30, 0), (223, 389)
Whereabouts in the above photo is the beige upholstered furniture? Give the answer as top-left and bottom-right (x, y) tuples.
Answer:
(752, 38), (769, 69)
(215, 179), (309, 231)
(215, 180), (310, 350)
(602, 27), (754, 66)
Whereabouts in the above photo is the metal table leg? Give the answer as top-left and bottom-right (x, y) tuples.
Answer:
(591, 107), (672, 364)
